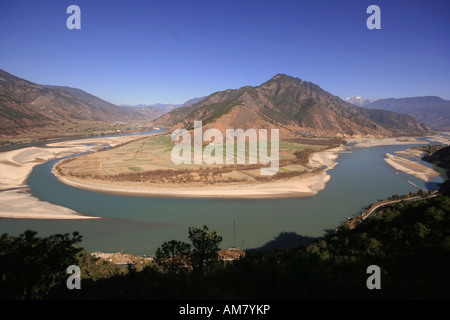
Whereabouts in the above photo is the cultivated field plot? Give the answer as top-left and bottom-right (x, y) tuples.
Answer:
(56, 134), (344, 185)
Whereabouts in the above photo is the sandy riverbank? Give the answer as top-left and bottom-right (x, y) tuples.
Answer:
(0, 134), (155, 219)
(53, 169), (332, 199)
(346, 137), (426, 148)
(394, 148), (425, 158)
(384, 153), (440, 182)
(339, 136), (445, 183)
(426, 132), (450, 145)
(0, 190), (97, 219)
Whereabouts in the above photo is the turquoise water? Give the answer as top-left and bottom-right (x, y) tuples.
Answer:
(0, 140), (444, 256)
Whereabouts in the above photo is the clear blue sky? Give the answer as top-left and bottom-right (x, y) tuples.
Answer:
(1, 0), (449, 105)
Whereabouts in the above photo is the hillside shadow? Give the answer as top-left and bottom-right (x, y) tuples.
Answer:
(245, 231), (324, 253)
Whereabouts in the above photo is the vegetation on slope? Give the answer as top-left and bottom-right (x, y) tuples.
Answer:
(422, 145), (450, 170)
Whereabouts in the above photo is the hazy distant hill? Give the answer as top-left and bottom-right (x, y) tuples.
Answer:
(154, 74), (433, 138)
(346, 95), (450, 131)
(0, 69), (161, 134)
(123, 96), (206, 113)
(119, 104), (166, 120)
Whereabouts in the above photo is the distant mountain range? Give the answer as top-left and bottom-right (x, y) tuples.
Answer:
(345, 95), (377, 107)
(154, 74), (433, 138)
(122, 97), (206, 116)
(0, 69), (439, 137)
(345, 95), (450, 131)
(0, 69), (204, 135)
(0, 69), (166, 134)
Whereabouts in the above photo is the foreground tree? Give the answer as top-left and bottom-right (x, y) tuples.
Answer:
(154, 226), (223, 275)
(155, 240), (191, 274)
(188, 225), (223, 274)
(0, 230), (82, 299)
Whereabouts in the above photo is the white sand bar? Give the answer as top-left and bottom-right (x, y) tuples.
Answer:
(347, 137), (426, 148)
(384, 153), (440, 182)
(0, 134), (155, 219)
(54, 170), (331, 199)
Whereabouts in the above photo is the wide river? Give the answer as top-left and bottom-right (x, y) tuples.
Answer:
(0, 133), (445, 256)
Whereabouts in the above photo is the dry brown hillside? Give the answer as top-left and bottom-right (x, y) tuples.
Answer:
(154, 74), (433, 139)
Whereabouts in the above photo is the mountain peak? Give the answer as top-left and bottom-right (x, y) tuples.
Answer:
(269, 73), (300, 82)
(345, 95), (372, 107)
(272, 73), (289, 79)
(154, 74), (433, 138)
(261, 74), (306, 89)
